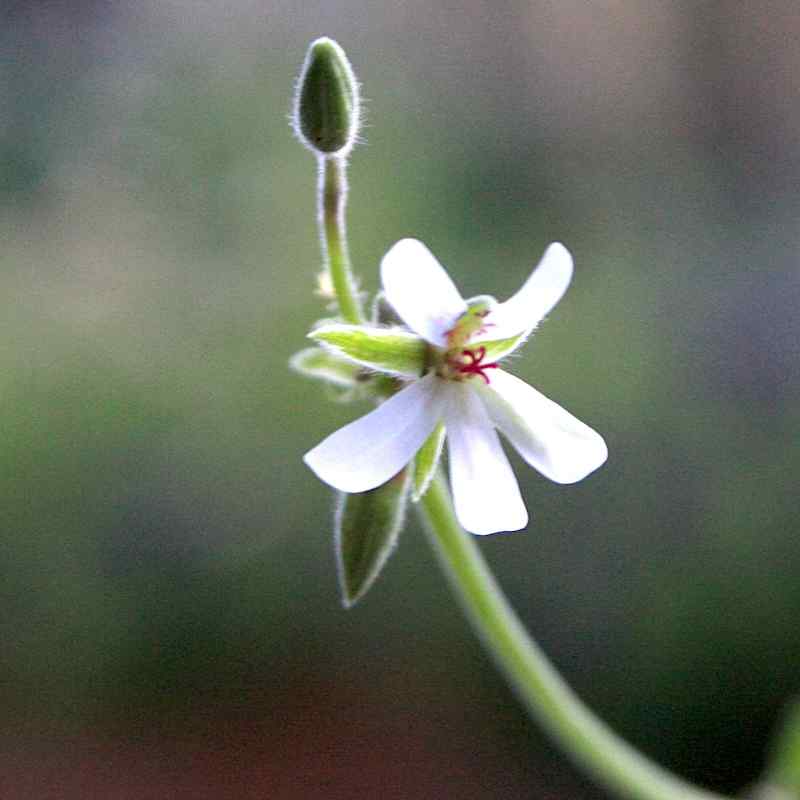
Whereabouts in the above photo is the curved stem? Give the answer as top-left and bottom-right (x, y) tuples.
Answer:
(418, 473), (731, 800)
(318, 155), (364, 324)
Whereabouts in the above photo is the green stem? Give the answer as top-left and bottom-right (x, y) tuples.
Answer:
(418, 473), (731, 800)
(319, 155), (364, 324)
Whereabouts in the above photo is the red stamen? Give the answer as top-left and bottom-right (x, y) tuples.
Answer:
(456, 346), (499, 384)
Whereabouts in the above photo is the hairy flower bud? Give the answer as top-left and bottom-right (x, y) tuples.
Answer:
(293, 37), (360, 156)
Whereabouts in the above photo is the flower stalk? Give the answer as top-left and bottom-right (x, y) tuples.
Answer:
(319, 155), (364, 325)
(418, 472), (729, 800)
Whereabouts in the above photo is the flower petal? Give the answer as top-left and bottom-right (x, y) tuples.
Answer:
(444, 383), (528, 535)
(479, 369), (607, 484)
(304, 373), (447, 493)
(478, 242), (573, 343)
(381, 239), (467, 347)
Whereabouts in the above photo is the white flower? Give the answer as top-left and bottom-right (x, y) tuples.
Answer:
(304, 239), (608, 535)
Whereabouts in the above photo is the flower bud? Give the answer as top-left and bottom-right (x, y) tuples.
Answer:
(294, 37), (360, 156)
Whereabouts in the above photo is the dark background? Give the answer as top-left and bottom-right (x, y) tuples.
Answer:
(1, 2), (799, 798)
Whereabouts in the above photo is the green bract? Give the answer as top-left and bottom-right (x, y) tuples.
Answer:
(310, 323), (427, 377)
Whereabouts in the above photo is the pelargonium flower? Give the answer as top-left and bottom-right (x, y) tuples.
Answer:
(304, 239), (607, 535)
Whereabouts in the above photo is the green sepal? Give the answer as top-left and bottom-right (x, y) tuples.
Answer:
(335, 469), (410, 607)
(310, 323), (427, 378)
(454, 294), (527, 362)
(762, 700), (800, 796)
(412, 422), (445, 502)
(479, 331), (528, 363)
(289, 346), (362, 388)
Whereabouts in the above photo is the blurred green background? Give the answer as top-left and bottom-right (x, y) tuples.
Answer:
(2, 2), (799, 798)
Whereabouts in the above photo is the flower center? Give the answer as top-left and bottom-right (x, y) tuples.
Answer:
(445, 345), (499, 384)
(433, 299), (502, 383)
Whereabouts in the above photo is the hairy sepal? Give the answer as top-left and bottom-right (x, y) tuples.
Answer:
(478, 330), (529, 363)
(412, 422), (445, 502)
(335, 469), (410, 607)
(310, 323), (426, 378)
(289, 346), (362, 388)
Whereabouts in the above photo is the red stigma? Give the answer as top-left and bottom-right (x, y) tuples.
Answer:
(456, 346), (499, 384)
